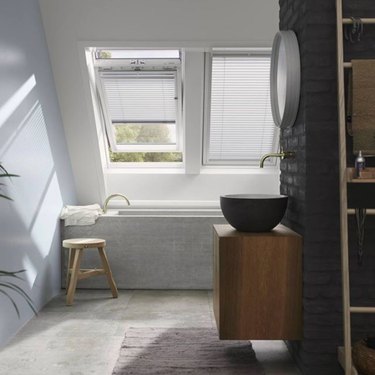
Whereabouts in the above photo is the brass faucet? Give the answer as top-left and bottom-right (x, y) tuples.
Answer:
(259, 149), (296, 168)
(103, 193), (130, 213)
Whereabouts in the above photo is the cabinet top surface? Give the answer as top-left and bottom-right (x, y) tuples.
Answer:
(213, 224), (301, 238)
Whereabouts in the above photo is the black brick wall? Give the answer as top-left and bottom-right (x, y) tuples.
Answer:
(279, 1), (375, 374)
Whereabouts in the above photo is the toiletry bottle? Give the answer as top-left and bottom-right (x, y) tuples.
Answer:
(355, 150), (365, 177)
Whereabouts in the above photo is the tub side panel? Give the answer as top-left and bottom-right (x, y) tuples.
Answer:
(61, 216), (227, 289)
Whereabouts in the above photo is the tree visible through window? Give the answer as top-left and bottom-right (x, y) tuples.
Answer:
(110, 124), (182, 162)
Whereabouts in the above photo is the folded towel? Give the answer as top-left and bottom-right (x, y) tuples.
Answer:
(351, 59), (375, 155)
(60, 204), (103, 226)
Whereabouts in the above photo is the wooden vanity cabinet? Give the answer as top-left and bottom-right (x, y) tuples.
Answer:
(213, 224), (302, 340)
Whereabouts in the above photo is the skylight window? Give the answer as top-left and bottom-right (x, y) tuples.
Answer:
(95, 49), (183, 164)
(204, 51), (277, 165)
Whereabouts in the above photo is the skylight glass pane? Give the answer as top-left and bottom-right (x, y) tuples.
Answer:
(114, 123), (176, 145)
(102, 73), (177, 123)
(97, 49), (180, 59)
(206, 54), (276, 163)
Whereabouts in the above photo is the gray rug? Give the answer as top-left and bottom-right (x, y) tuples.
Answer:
(112, 327), (264, 374)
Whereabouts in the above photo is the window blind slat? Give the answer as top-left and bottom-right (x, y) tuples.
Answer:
(102, 74), (177, 122)
(206, 55), (276, 163)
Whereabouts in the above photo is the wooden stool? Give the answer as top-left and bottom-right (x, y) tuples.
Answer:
(62, 238), (118, 305)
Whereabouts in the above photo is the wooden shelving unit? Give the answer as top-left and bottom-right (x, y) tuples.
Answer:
(336, 2), (375, 374)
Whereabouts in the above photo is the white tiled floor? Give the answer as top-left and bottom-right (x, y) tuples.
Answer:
(0, 290), (301, 375)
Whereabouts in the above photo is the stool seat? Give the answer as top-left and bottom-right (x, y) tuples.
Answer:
(62, 237), (118, 305)
(63, 238), (106, 249)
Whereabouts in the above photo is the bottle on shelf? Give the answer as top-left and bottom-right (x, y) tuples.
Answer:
(355, 150), (366, 178)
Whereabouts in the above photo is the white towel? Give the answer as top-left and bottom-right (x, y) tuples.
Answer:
(60, 204), (103, 226)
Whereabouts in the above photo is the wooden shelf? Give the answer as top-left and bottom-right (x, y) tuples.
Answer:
(347, 168), (375, 183)
(347, 169), (375, 208)
(343, 18), (375, 24)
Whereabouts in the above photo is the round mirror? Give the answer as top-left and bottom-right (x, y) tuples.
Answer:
(270, 30), (301, 128)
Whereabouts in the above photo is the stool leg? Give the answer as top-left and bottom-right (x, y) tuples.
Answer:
(65, 248), (76, 293)
(97, 247), (118, 298)
(66, 249), (83, 306)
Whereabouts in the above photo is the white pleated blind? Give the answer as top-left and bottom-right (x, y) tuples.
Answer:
(101, 72), (177, 123)
(206, 54), (276, 164)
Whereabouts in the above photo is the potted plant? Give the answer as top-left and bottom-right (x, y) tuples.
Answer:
(0, 164), (36, 317)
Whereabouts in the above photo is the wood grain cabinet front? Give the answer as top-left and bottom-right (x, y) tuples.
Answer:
(213, 224), (302, 340)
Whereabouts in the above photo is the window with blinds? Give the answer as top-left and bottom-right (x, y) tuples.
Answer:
(100, 70), (181, 152)
(204, 52), (278, 165)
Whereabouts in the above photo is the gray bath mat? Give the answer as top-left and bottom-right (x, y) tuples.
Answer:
(112, 327), (264, 374)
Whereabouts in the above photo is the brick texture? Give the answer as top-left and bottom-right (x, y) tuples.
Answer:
(279, 0), (375, 374)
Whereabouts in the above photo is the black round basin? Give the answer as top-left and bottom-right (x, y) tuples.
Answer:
(220, 194), (288, 232)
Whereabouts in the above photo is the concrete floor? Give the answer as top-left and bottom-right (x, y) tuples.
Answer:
(0, 290), (301, 375)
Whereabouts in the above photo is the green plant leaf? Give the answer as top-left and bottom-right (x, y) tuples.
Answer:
(0, 282), (37, 315)
(0, 164), (18, 177)
(1, 281), (37, 314)
(0, 168), (34, 319)
(0, 163), (18, 200)
(0, 269), (26, 278)
(0, 193), (13, 201)
(0, 271), (37, 317)
(0, 289), (20, 318)
(0, 174), (19, 178)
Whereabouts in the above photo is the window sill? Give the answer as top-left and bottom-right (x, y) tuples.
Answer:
(105, 167), (186, 175)
(199, 166), (279, 175)
(104, 165), (279, 175)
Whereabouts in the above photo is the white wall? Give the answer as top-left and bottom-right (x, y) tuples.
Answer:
(38, 0), (280, 206)
(0, 0), (76, 346)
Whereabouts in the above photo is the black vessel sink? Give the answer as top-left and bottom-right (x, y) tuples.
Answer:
(220, 194), (288, 232)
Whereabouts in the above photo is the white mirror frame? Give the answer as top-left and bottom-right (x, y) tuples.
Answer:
(270, 30), (301, 128)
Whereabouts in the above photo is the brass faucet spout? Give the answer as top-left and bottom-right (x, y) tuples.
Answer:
(103, 193), (130, 213)
(259, 151), (295, 168)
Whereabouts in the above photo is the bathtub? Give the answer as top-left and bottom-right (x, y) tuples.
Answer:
(104, 208), (223, 217)
(61, 208), (227, 290)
